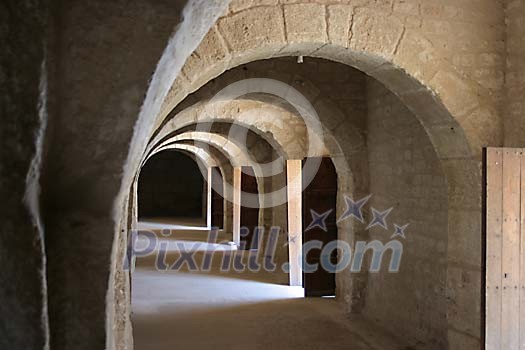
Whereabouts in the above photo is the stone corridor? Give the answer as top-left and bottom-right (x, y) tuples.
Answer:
(132, 219), (406, 350)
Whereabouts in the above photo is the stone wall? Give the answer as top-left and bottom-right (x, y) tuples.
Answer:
(41, 1), (185, 348)
(1, 0), (514, 348)
(0, 1), (48, 348)
(161, 0), (505, 155)
(504, 0), (525, 146)
(365, 78), (449, 349)
(154, 6), (505, 344)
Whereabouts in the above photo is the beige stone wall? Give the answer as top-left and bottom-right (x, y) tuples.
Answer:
(365, 78), (449, 349)
(504, 0), (525, 146)
(160, 0), (505, 155)
(32, 1), (514, 348)
(151, 3), (507, 348)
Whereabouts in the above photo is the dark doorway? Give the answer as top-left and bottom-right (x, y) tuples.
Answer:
(138, 151), (204, 219)
(211, 167), (224, 229)
(240, 166), (260, 250)
(302, 157), (338, 297)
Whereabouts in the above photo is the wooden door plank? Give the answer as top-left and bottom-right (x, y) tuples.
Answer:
(501, 148), (521, 350)
(206, 167), (212, 228)
(233, 167), (241, 245)
(486, 148), (503, 350)
(519, 149), (525, 350)
(287, 159), (303, 287)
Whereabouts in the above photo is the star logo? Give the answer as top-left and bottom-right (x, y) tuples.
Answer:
(305, 209), (333, 232)
(391, 223), (409, 239)
(338, 194), (371, 223)
(366, 207), (393, 230)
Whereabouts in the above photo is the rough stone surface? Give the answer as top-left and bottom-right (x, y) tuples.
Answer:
(284, 3), (327, 48)
(350, 8), (405, 58)
(218, 6), (286, 66)
(41, 1), (185, 349)
(0, 1), (48, 348)
(365, 78), (448, 349)
(3, 0), (521, 348)
(504, 0), (525, 147)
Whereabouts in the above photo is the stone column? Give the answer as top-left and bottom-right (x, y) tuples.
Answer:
(206, 167), (212, 228)
(233, 166), (242, 245)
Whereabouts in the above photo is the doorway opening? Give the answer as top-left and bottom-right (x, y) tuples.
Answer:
(302, 157), (338, 297)
(138, 150), (207, 228)
(240, 166), (260, 250)
(210, 166), (224, 230)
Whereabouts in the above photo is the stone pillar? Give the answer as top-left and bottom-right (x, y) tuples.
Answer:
(287, 160), (302, 287)
(233, 166), (242, 245)
(206, 167), (212, 228)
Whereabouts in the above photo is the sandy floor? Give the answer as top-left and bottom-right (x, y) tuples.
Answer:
(132, 218), (407, 350)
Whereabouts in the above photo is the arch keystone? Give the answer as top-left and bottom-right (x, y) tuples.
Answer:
(281, 3), (327, 55)
(218, 6), (286, 67)
(327, 4), (353, 48)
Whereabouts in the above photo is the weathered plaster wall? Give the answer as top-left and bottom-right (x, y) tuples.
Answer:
(504, 0), (525, 146)
(0, 1), (48, 348)
(365, 78), (449, 349)
(41, 1), (185, 348)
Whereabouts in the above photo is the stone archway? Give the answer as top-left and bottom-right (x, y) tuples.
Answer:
(144, 141), (236, 235)
(113, 3), (501, 349)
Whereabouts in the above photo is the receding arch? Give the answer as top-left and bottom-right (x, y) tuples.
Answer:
(158, 131), (251, 167)
(138, 150), (207, 220)
(145, 18), (482, 348)
(147, 143), (218, 168)
(119, 5), (493, 350)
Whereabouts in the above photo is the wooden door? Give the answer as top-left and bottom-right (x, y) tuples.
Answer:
(485, 147), (525, 350)
(240, 166), (259, 250)
(302, 157), (337, 297)
(211, 167), (224, 229)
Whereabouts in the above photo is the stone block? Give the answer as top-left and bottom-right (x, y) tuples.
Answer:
(218, 6), (286, 67)
(182, 26), (231, 86)
(229, 0), (279, 14)
(284, 3), (326, 43)
(350, 8), (405, 58)
(327, 4), (353, 47)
